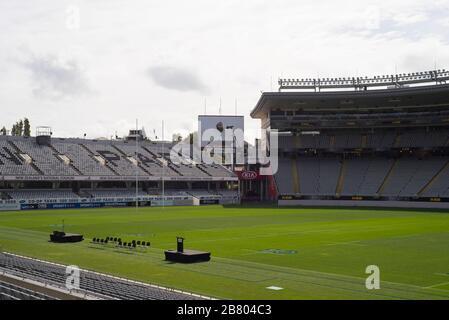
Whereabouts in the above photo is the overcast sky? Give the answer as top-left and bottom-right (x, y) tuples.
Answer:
(1, 0), (448, 141)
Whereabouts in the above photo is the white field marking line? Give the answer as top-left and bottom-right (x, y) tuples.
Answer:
(239, 249), (261, 256)
(266, 286), (284, 291)
(424, 281), (449, 289)
(0, 269), (104, 300)
(3, 252), (215, 300)
(212, 256), (449, 294)
(434, 273), (449, 277)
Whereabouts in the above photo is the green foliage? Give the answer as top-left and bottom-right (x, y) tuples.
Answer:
(23, 118), (31, 137)
(17, 120), (23, 136)
(5, 118), (31, 136)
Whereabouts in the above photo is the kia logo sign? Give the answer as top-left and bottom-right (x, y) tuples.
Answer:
(240, 171), (258, 180)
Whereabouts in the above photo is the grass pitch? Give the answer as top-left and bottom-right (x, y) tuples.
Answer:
(1, 205), (449, 299)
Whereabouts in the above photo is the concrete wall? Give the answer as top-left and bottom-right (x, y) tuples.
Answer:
(278, 199), (449, 209)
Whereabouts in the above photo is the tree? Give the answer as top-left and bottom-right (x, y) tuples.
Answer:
(0, 126), (6, 135)
(18, 120), (23, 136)
(23, 118), (31, 137)
(172, 133), (182, 142)
(11, 124), (16, 136)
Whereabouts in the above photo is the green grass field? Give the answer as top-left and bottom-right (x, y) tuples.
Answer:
(1, 205), (449, 299)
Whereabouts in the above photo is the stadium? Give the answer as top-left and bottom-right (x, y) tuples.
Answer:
(1, 68), (449, 301)
(261, 69), (449, 208)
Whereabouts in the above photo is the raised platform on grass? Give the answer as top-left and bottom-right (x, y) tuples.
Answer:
(50, 231), (84, 243)
(164, 237), (210, 263)
(164, 249), (211, 263)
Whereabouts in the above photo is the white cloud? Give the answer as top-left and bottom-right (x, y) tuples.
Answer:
(392, 12), (428, 26)
(147, 66), (209, 94)
(21, 53), (92, 100)
(0, 0), (448, 142)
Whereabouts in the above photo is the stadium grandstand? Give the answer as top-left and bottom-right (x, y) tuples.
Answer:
(0, 130), (238, 211)
(251, 69), (449, 208)
(0, 252), (207, 300)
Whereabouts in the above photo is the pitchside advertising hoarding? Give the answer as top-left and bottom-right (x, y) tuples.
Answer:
(0, 175), (238, 182)
(198, 115), (244, 148)
(0, 202), (20, 211)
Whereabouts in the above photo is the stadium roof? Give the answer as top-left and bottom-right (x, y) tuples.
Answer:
(277, 69), (449, 92)
(250, 83), (449, 119)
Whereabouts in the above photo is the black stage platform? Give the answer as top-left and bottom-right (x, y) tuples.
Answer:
(164, 237), (211, 263)
(49, 231), (84, 243)
(164, 249), (211, 263)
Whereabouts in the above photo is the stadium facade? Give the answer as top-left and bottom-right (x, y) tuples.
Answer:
(0, 132), (239, 211)
(251, 69), (449, 208)
(3, 69), (449, 210)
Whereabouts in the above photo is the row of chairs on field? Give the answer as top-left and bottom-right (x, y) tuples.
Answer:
(91, 237), (151, 249)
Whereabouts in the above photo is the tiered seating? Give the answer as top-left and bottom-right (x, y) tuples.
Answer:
(340, 159), (372, 195)
(297, 157), (341, 195)
(283, 129), (449, 150)
(318, 135), (331, 149)
(0, 137), (236, 180)
(341, 158), (392, 196)
(218, 189), (239, 199)
(381, 158), (447, 196)
(86, 189), (148, 198)
(279, 135), (295, 149)
(0, 253), (203, 300)
(277, 155), (449, 198)
(0, 280), (56, 300)
(422, 162), (449, 197)
(357, 159), (393, 195)
(397, 128), (449, 148)
(274, 158), (294, 194)
(198, 164), (234, 177)
(82, 142), (148, 176)
(148, 190), (190, 197)
(113, 142), (179, 177)
(52, 141), (114, 176)
(13, 140), (78, 176)
(144, 143), (172, 158)
(6, 189), (79, 200)
(0, 140), (39, 175)
(171, 162), (211, 178)
(188, 190), (221, 199)
(300, 134), (319, 148)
